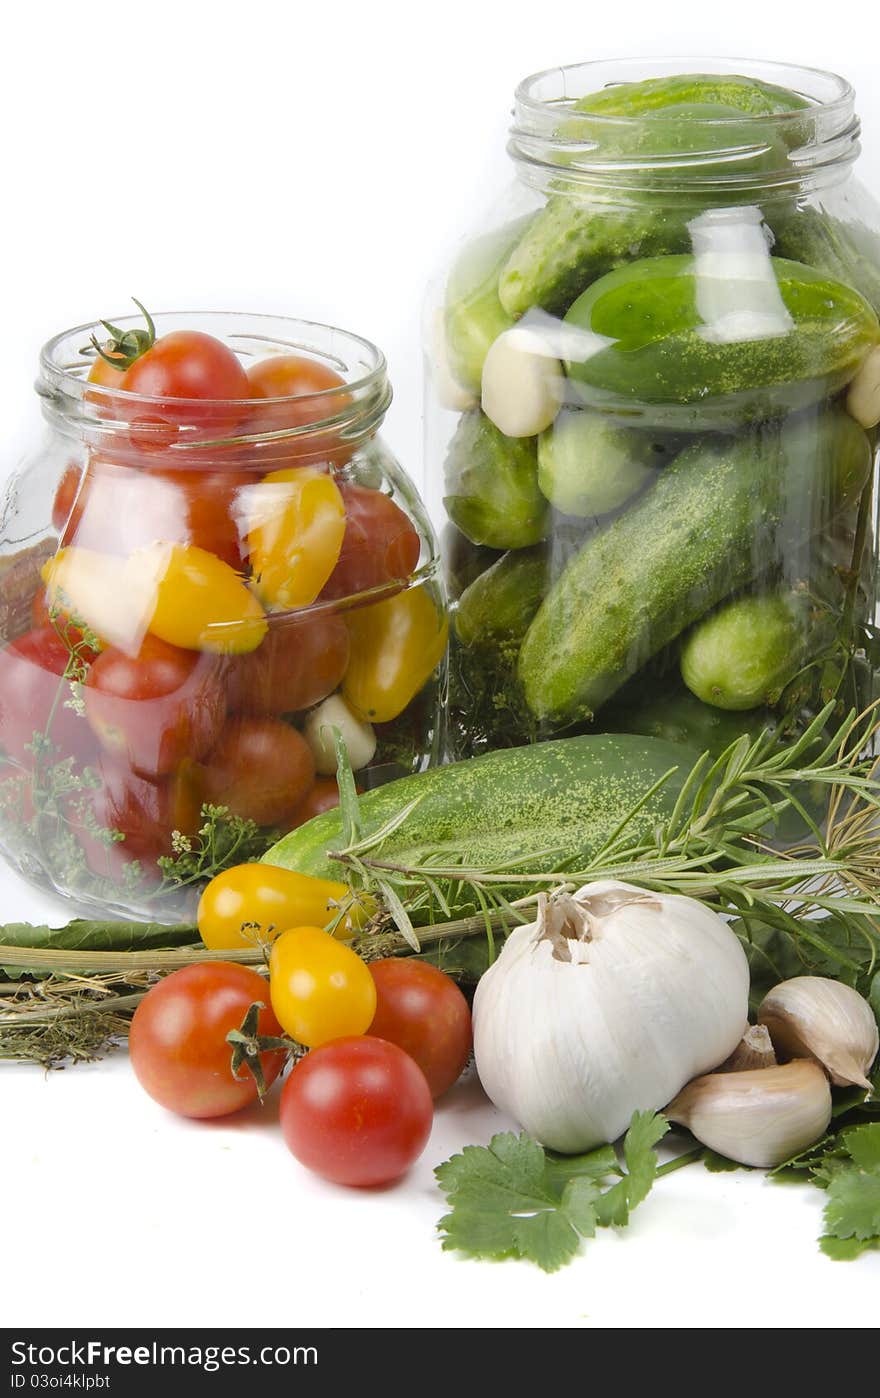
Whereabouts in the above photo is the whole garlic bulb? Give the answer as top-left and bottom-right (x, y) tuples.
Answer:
(473, 880), (749, 1153)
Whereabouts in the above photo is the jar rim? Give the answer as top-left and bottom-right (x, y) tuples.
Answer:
(514, 56), (854, 126)
(510, 57), (859, 191)
(37, 307), (388, 408)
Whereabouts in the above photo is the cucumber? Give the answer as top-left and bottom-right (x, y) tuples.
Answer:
(264, 733), (699, 918)
(680, 590), (819, 710)
(499, 97), (795, 319)
(443, 409), (549, 549)
(537, 408), (670, 516)
(771, 207), (880, 316)
(518, 409), (871, 726)
(564, 255), (880, 428)
(444, 219), (529, 392)
(455, 548), (548, 649)
(572, 73), (809, 119)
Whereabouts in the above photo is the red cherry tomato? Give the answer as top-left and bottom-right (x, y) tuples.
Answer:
(323, 486), (421, 600)
(199, 716), (315, 826)
(121, 331), (251, 443)
(0, 627), (99, 764)
(52, 464), (85, 533)
(368, 960), (472, 1098)
(225, 612), (349, 717)
(279, 1035), (433, 1186)
(123, 330), (250, 402)
(289, 777), (344, 827)
(84, 636), (226, 778)
(129, 962), (286, 1119)
(247, 354), (353, 465)
(82, 758), (202, 879)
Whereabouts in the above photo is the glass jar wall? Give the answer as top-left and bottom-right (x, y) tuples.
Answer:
(0, 313), (447, 918)
(425, 59), (880, 762)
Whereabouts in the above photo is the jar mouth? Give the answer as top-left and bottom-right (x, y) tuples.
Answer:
(38, 311), (392, 455)
(510, 57), (859, 191)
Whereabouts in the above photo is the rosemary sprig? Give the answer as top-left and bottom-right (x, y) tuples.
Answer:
(333, 702), (880, 976)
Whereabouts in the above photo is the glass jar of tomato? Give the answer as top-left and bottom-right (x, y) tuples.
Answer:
(0, 311), (447, 918)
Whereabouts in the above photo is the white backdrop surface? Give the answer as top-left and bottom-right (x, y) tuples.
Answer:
(1, 0), (879, 1330)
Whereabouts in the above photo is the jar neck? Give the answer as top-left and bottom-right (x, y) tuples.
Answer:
(36, 312), (393, 468)
(508, 58), (860, 200)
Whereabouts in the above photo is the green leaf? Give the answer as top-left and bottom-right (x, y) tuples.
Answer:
(703, 1149), (745, 1173)
(0, 920), (199, 976)
(435, 1131), (598, 1273)
(819, 1233), (879, 1261)
(841, 1124), (880, 1170)
(823, 1165), (880, 1241)
(623, 1110), (670, 1209)
(434, 1113), (669, 1272)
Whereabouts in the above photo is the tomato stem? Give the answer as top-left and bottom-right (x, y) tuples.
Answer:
(86, 296), (156, 371)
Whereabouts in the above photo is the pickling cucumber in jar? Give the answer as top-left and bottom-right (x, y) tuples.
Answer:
(425, 57), (880, 762)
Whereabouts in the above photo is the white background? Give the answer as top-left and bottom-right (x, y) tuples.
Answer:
(2, 0), (879, 1331)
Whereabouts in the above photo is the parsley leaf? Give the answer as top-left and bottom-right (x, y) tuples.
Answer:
(823, 1166), (880, 1242)
(435, 1111), (668, 1272)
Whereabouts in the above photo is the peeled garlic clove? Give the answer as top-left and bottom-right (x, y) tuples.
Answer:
(719, 1023), (777, 1073)
(757, 976), (878, 1092)
(666, 1060), (832, 1168)
(481, 326), (563, 438)
(304, 693), (376, 775)
(847, 345), (880, 429)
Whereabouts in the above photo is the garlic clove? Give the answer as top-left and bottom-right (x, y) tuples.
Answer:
(846, 345), (880, 429)
(303, 693), (376, 776)
(666, 1060), (832, 1168)
(757, 976), (879, 1092)
(481, 326), (563, 438)
(719, 1023), (777, 1073)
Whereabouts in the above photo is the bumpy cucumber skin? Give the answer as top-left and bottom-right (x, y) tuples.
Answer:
(518, 410), (868, 726)
(772, 207), (880, 316)
(680, 591), (814, 710)
(264, 733), (697, 911)
(499, 195), (689, 318)
(564, 255), (880, 426)
(573, 74), (809, 118)
(499, 88), (800, 320)
(455, 548), (548, 649)
(443, 410), (549, 549)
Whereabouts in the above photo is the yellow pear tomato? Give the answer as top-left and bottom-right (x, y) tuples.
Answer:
(343, 585), (448, 722)
(137, 542), (268, 654)
(269, 925), (377, 1048)
(198, 863), (367, 950)
(247, 467), (346, 610)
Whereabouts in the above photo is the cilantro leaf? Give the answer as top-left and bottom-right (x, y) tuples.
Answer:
(436, 1132), (600, 1272)
(840, 1124), (880, 1171)
(435, 1112), (669, 1272)
(819, 1234), (879, 1261)
(823, 1166), (880, 1242)
(623, 1110), (670, 1209)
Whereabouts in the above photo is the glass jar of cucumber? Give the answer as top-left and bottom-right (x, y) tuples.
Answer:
(0, 313), (446, 918)
(426, 58), (880, 762)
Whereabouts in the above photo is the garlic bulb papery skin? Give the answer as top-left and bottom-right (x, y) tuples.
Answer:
(757, 976), (879, 1092)
(665, 1060), (832, 1168)
(472, 879), (750, 1153)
